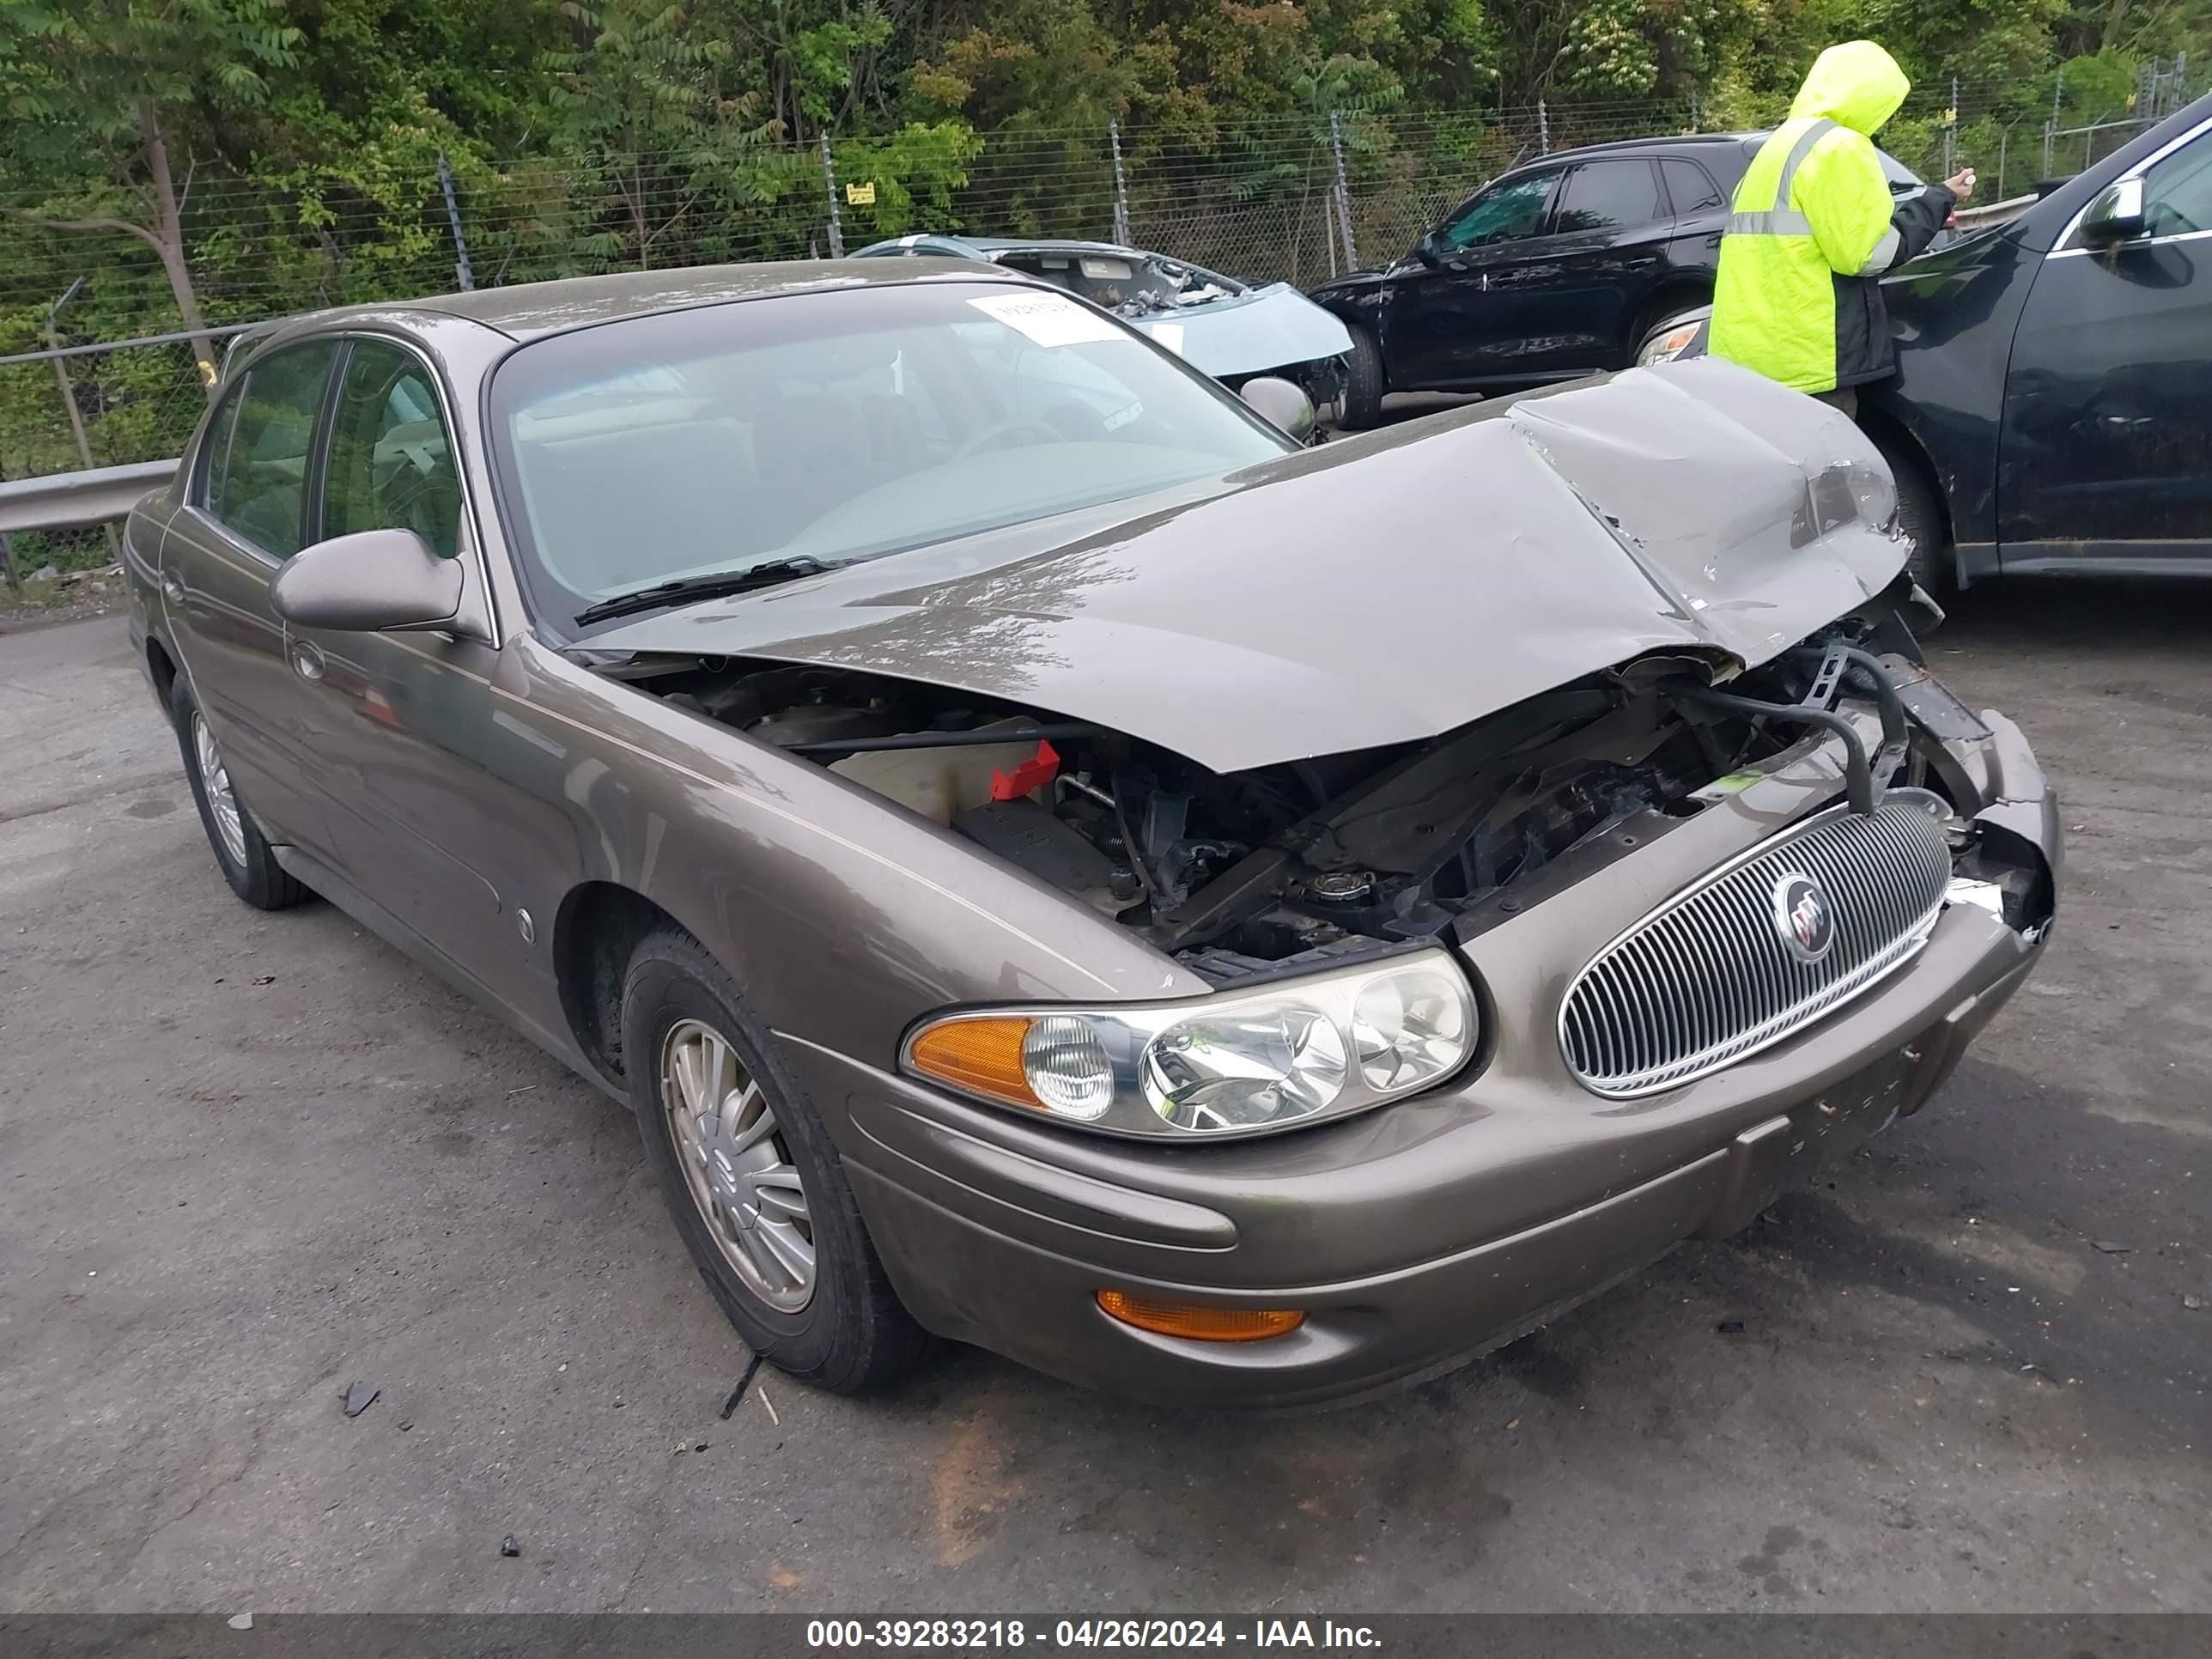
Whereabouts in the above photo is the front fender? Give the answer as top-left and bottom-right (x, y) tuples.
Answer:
(507, 639), (1206, 1076)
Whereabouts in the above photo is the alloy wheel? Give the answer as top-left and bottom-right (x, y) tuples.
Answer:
(660, 1018), (817, 1311)
(192, 711), (249, 868)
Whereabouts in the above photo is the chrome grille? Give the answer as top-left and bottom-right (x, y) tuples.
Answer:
(1560, 798), (1954, 1097)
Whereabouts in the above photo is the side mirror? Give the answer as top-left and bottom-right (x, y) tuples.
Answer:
(1413, 233), (1443, 268)
(1239, 376), (1317, 443)
(271, 528), (477, 635)
(2080, 176), (2147, 244)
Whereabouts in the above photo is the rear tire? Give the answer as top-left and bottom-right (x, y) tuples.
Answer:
(170, 678), (311, 911)
(1338, 325), (1386, 429)
(623, 928), (927, 1394)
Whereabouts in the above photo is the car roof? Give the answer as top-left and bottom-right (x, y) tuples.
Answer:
(1489, 129), (1923, 185)
(260, 259), (1030, 345)
(857, 234), (1155, 258)
(1529, 132), (1760, 164)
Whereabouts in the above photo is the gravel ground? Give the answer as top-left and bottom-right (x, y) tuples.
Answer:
(1, 583), (2204, 1614)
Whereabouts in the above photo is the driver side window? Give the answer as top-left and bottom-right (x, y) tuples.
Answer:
(2142, 133), (2212, 238)
(1437, 168), (1560, 252)
(321, 340), (465, 558)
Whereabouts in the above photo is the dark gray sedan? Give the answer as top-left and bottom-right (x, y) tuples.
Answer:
(125, 262), (2058, 1407)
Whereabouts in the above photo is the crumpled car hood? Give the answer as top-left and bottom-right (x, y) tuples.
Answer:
(584, 359), (1907, 773)
(1127, 283), (1354, 378)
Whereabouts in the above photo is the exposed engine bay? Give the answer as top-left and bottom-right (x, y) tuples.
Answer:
(614, 597), (1995, 983)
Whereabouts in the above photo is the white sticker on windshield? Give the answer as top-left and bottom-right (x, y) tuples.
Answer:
(969, 290), (1121, 348)
(1147, 321), (1187, 356)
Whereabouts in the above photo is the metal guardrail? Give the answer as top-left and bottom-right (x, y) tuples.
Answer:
(0, 459), (177, 536)
(1954, 191), (2039, 229)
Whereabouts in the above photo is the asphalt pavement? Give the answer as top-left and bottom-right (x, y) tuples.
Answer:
(1, 582), (2206, 1613)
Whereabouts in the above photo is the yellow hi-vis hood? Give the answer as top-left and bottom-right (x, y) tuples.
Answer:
(1790, 40), (1911, 136)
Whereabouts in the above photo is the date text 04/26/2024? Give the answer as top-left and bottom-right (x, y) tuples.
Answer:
(805, 1620), (1384, 1650)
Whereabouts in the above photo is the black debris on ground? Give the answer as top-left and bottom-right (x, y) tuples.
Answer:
(500, 1535), (520, 1558)
(718, 1352), (763, 1419)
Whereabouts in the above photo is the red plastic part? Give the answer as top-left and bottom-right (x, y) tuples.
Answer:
(990, 740), (1060, 802)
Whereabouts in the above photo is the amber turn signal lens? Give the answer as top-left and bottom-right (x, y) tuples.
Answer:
(1096, 1290), (1305, 1343)
(906, 1016), (1041, 1109)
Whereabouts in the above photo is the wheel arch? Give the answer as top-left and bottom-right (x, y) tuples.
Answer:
(1856, 404), (1960, 582)
(146, 635), (179, 709)
(1633, 277), (1715, 346)
(551, 880), (690, 1091)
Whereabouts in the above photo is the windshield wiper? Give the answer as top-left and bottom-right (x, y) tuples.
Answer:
(574, 556), (834, 627)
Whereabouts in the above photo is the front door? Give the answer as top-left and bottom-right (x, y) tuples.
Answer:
(161, 341), (342, 857)
(1998, 121), (2212, 562)
(1381, 165), (1563, 388)
(284, 337), (527, 1003)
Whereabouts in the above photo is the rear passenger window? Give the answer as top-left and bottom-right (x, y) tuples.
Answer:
(1662, 157), (1726, 215)
(203, 343), (337, 558)
(1553, 160), (1666, 234)
(321, 341), (465, 558)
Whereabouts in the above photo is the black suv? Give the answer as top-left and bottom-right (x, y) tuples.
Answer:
(1311, 132), (1934, 426)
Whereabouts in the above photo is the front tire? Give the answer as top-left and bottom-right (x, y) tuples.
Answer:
(171, 678), (310, 911)
(1338, 324), (1386, 429)
(1872, 433), (1954, 607)
(623, 929), (926, 1394)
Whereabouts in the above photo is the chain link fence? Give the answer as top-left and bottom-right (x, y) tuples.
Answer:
(4, 71), (2203, 582)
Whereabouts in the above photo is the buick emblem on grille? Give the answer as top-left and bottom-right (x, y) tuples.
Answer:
(1773, 872), (1838, 963)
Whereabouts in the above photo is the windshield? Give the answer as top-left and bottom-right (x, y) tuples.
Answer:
(488, 280), (1292, 630)
(1876, 149), (1924, 192)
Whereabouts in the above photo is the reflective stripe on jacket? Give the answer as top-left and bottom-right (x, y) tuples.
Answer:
(1709, 41), (1952, 394)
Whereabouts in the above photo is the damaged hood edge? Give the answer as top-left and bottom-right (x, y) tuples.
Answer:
(583, 360), (1907, 774)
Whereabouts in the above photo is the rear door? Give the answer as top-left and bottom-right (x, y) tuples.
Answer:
(1507, 156), (1675, 375)
(1997, 119), (2212, 562)
(161, 341), (341, 855)
(1661, 153), (1731, 286)
(1381, 164), (1564, 387)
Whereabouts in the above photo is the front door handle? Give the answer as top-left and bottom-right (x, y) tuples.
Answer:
(161, 573), (185, 605)
(289, 640), (325, 683)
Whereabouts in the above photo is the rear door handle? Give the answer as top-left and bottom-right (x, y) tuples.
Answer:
(161, 573), (185, 605)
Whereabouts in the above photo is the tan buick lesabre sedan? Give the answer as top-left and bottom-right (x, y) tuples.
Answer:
(124, 264), (2058, 1407)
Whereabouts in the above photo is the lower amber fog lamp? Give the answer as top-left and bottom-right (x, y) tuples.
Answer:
(1096, 1290), (1305, 1342)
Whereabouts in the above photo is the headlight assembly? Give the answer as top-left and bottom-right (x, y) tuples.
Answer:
(902, 950), (1478, 1139)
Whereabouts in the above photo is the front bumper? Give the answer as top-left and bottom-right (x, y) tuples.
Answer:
(805, 708), (2059, 1409)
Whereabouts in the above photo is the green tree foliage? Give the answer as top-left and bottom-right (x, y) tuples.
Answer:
(543, 0), (785, 270)
(0, 0), (305, 380)
(0, 1), (2201, 368)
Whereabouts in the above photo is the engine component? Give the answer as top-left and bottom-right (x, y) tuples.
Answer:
(830, 732), (1060, 825)
(750, 704), (905, 748)
(1307, 871), (1376, 905)
(954, 800), (1136, 915)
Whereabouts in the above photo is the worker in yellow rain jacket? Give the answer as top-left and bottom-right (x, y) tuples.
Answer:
(1710, 40), (1974, 413)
